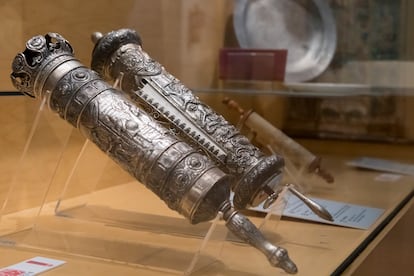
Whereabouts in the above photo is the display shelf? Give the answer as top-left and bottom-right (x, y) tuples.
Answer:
(194, 82), (414, 97)
(0, 151), (412, 275)
(193, 80), (414, 144)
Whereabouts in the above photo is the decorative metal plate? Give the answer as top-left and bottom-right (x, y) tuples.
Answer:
(233, 0), (337, 82)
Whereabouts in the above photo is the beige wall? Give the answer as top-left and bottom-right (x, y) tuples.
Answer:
(0, 0), (231, 90)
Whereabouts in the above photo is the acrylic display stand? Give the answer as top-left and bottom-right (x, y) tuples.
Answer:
(0, 97), (75, 235)
(0, 92), (287, 275)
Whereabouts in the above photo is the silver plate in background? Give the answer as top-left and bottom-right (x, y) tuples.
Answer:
(233, 0), (337, 83)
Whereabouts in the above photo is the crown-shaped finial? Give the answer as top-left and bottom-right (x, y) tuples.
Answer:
(11, 33), (74, 98)
(91, 29), (142, 80)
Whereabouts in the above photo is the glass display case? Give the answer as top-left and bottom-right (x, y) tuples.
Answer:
(0, 1), (413, 275)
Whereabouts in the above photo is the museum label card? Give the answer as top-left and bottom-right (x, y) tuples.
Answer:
(0, 257), (66, 275)
(347, 157), (414, 176)
(280, 196), (385, 230)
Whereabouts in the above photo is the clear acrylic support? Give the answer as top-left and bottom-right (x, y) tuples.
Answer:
(48, 136), (228, 275)
(252, 141), (320, 234)
(0, 96), (76, 236)
(0, 93), (230, 275)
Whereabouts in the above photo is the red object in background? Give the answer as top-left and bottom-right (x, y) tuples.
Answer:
(0, 269), (25, 276)
(219, 48), (287, 82)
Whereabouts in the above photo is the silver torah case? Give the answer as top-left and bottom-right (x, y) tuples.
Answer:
(10, 32), (230, 225)
(90, 29), (285, 210)
(10, 33), (298, 274)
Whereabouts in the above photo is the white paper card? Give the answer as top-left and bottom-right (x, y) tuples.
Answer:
(0, 257), (66, 276)
(281, 196), (384, 229)
(347, 157), (414, 176)
(374, 173), (402, 182)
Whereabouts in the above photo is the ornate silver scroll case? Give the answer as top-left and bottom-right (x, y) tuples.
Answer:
(90, 29), (285, 210)
(11, 32), (228, 224)
(11, 33), (297, 274)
